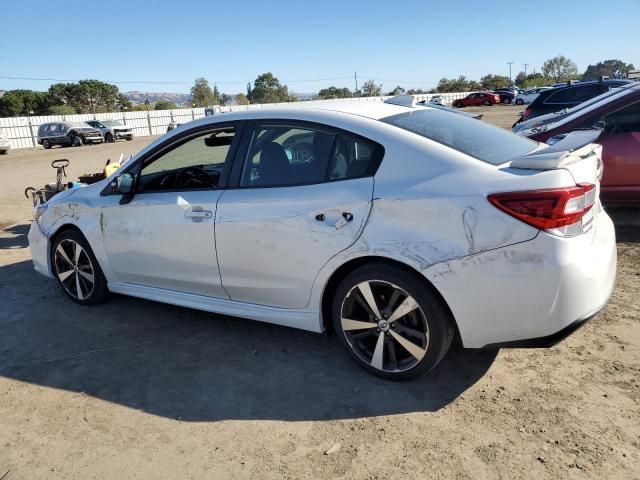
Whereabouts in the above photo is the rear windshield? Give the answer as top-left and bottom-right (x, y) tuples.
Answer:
(381, 109), (537, 165)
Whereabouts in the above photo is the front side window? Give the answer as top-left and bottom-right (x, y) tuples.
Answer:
(240, 124), (383, 187)
(138, 128), (235, 191)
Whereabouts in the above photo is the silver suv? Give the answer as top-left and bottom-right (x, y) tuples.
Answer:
(86, 120), (134, 142)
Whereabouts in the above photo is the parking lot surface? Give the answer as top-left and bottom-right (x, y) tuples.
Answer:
(1, 106), (639, 479)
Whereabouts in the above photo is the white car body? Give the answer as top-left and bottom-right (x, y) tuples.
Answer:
(28, 100), (616, 357)
(514, 87), (553, 105)
(429, 96), (446, 106)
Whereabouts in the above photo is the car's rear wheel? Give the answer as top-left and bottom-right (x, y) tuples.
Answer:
(42, 139), (51, 149)
(105, 132), (114, 143)
(52, 230), (108, 305)
(483, 100), (491, 106)
(332, 264), (454, 380)
(515, 98), (524, 105)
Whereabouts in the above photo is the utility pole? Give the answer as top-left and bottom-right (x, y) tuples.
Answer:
(354, 71), (358, 93)
(507, 61), (514, 84)
(523, 63), (529, 77)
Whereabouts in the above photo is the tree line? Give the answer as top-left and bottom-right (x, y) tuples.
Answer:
(0, 57), (635, 117)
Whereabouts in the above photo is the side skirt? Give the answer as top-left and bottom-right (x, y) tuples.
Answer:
(107, 282), (322, 332)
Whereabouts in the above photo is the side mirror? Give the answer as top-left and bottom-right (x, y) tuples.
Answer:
(116, 173), (135, 194)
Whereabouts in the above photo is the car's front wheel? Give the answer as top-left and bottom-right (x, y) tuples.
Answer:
(515, 98), (524, 105)
(105, 132), (114, 143)
(71, 134), (83, 147)
(52, 229), (108, 305)
(332, 264), (454, 380)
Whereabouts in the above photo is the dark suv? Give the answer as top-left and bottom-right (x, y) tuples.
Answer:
(517, 79), (632, 122)
(37, 122), (104, 149)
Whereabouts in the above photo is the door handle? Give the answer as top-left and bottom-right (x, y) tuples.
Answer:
(184, 207), (212, 221)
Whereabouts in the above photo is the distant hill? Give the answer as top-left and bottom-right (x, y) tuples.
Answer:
(124, 91), (191, 105)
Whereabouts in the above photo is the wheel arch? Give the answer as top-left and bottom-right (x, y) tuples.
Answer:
(319, 255), (459, 340)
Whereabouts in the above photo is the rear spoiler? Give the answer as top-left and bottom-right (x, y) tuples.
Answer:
(510, 129), (603, 170)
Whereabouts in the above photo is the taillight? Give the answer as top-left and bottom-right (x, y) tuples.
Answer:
(488, 184), (596, 236)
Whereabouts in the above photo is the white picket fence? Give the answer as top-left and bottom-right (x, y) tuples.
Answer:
(0, 92), (469, 150)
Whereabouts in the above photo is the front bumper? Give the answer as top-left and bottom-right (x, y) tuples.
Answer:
(114, 131), (133, 139)
(83, 136), (104, 144)
(423, 208), (617, 348)
(28, 220), (53, 278)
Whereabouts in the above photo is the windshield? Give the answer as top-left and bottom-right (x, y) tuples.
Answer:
(382, 109), (537, 165)
(101, 120), (123, 127)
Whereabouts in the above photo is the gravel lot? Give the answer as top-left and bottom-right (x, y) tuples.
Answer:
(1, 105), (639, 479)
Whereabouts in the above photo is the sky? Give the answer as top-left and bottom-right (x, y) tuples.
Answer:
(1, 0), (639, 95)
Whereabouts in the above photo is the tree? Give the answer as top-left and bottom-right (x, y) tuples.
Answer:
(541, 55), (579, 83)
(219, 93), (232, 106)
(436, 76), (481, 93)
(155, 100), (177, 110)
(582, 59), (635, 81)
(247, 72), (294, 104)
(386, 85), (405, 96)
(235, 93), (249, 105)
(480, 74), (511, 90)
(407, 88), (426, 95)
(361, 80), (382, 97)
(191, 77), (217, 107)
(213, 84), (221, 105)
(0, 89), (51, 116)
(48, 80), (120, 113)
(48, 104), (76, 115)
(317, 86), (352, 99)
(117, 94), (132, 111)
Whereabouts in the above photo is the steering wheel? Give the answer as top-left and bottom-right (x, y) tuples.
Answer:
(175, 166), (214, 188)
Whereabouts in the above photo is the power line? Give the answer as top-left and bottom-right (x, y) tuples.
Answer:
(0, 75), (355, 86)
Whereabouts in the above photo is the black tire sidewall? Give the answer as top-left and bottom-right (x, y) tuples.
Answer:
(42, 140), (51, 149)
(331, 263), (454, 380)
(52, 229), (108, 305)
(106, 133), (114, 143)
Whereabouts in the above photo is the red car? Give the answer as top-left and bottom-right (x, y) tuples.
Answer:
(453, 92), (501, 107)
(518, 83), (640, 206)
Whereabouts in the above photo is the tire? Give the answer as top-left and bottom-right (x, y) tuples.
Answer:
(332, 263), (455, 380)
(105, 132), (114, 143)
(51, 229), (108, 305)
(454, 102), (463, 108)
(71, 134), (83, 147)
(42, 139), (51, 149)
(483, 100), (491, 106)
(126, 137), (133, 141)
(515, 99), (524, 105)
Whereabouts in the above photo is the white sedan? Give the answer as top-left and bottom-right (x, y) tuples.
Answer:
(514, 87), (553, 105)
(28, 97), (616, 380)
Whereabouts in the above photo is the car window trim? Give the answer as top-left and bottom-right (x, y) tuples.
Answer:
(226, 119), (385, 190)
(100, 120), (246, 196)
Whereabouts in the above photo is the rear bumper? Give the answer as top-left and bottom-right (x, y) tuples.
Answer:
(422, 208), (617, 348)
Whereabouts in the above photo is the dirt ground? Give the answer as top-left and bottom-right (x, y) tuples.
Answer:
(1, 106), (639, 479)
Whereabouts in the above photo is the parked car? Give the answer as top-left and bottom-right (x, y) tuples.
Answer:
(513, 87), (553, 105)
(493, 89), (516, 104)
(29, 101), (615, 380)
(516, 82), (640, 206)
(516, 79), (632, 122)
(37, 122), (104, 149)
(0, 128), (10, 155)
(86, 120), (134, 142)
(453, 92), (501, 107)
(429, 95), (446, 106)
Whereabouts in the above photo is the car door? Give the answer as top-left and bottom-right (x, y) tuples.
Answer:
(100, 123), (243, 297)
(215, 121), (383, 309)
(598, 99), (640, 202)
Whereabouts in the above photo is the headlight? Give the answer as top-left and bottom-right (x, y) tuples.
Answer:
(34, 203), (48, 220)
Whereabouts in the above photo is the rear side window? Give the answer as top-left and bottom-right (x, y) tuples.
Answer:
(240, 124), (383, 187)
(603, 100), (640, 134)
(381, 109), (537, 165)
